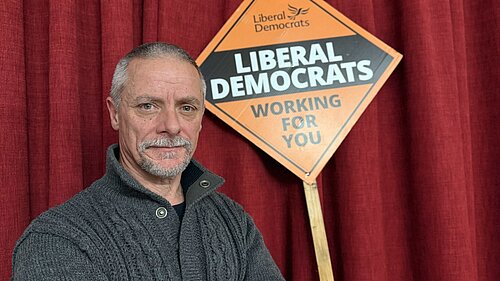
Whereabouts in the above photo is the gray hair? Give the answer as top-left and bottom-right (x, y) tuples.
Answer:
(109, 42), (206, 107)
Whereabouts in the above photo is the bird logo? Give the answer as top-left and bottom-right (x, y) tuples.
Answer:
(288, 4), (310, 20)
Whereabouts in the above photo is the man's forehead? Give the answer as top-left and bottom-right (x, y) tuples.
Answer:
(123, 82), (202, 99)
(129, 57), (198, 76)
(127, 57), (200, 84)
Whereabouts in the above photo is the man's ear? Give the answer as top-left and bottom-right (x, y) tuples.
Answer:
(106, 97), (120, 131)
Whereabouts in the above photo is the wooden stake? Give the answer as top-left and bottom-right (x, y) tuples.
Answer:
(303, 180), (334, 281)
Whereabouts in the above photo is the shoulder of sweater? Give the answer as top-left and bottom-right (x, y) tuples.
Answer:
(18, 179), (109, 241)
(208, 190), (245, 212)
(203, 191), (267, 245)
(202, 191), (254, 227)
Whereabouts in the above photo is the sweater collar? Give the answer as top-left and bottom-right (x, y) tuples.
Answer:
(105, 144), (224, 206)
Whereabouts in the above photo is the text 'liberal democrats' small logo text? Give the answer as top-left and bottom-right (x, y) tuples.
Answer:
(252, 4), (310, 32)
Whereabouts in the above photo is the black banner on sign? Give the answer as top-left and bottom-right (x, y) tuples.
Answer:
(201, 36), (393, 104)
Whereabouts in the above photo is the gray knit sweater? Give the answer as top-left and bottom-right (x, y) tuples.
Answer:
(12, 145), (284, 280)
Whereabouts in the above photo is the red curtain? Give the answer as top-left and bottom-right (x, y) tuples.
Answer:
(1, 0), (499, 280)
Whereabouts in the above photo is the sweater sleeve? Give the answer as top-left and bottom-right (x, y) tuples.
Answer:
(243, 214), (285, 281)
(12, 232), (109, 281)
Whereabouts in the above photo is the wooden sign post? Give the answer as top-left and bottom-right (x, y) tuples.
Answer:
(304, 181), (334, 281)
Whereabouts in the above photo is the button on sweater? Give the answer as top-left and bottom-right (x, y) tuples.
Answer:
(12, 144), (284, 280)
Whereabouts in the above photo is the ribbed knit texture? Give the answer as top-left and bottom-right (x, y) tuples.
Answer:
(11, 145), (284, 280)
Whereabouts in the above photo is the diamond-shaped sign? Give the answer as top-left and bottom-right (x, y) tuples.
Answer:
(197, 0), (402, 183)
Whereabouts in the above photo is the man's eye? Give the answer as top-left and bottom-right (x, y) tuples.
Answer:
(181, 105), (195, 112)
(139, 103), (154, 110)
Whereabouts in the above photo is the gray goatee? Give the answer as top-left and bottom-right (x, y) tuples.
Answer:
(138, 136), (193, 178)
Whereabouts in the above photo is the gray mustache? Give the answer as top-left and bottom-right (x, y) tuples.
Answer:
(139, 137), (192, 151)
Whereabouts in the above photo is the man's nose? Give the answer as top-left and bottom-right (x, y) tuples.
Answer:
(156, 108), (181, 136)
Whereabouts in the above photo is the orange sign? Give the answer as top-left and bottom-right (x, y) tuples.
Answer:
(197, 0), (402, 183)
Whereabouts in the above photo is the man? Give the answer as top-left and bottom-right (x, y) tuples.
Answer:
(12, 42), (285, 280)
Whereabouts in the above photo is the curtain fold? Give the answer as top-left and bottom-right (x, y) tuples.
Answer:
(24, 0), (50, 217)
(1, 0), (498, 280)
(0, 1), (30, 273)
(47, 0), (84, 206)
(464, 1), (500, 280)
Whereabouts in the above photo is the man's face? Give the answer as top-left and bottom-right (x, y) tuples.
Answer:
(107, 57), (204, 180)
